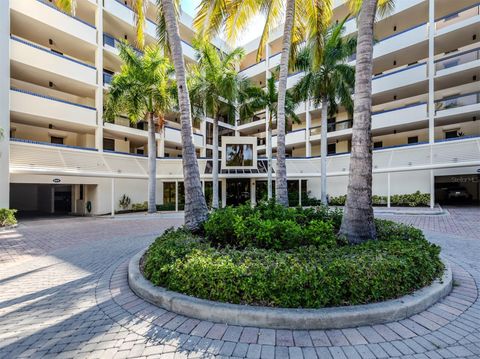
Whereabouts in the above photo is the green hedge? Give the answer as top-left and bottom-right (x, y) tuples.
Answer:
(144, 221), (443, 308)
(203, 201), (342, 250)
(329, 191), (430, 207)
(0, 209), (17, 227)
(143, 203), (443, 308)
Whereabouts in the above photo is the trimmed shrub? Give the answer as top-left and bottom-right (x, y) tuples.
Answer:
(329, 191), (430, 207)
(143, 219), (443, 308)
(202, 201), (342, 250)
(0, 209), (17, 227)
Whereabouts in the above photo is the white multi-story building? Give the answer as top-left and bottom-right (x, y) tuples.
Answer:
(0, 0), (479, 216)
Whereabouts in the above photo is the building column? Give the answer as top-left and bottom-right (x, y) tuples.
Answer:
(428, 0), (435, 144)
(387, 173), (391, 208)
(0, 0), (10, 208)
(95, 3), (104, 151)
(111, 178), (115, 217)
(430, 170), (435, 209)
(200, 119), (207, 157)
(298, 179), (302, 207)
(221, 179), (227, 208)
(250, 179), (256, 207)
(175, 180), (179, 212)
(305, 102), (312, 157)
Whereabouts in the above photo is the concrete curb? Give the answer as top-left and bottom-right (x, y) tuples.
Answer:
(0, 224), (18, 232)
(128, 249), (452, 330)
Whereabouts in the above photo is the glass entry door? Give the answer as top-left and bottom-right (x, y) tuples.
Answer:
(226, 179), (251, 206)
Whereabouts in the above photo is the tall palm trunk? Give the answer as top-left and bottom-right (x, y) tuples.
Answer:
(320, 97), (328, 205)
(275, 0), (295, 207)
(161, 0), (208, 230)
(147, 113), (157, 213)
(339, 0), (378, 244)
(212, 116), (219, 208)
(267, 115), (273, 200)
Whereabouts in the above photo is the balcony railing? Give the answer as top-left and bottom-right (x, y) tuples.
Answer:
(435, 47), (480, 72)
(435, 92), (480, 112)
(10, 137), (97, 151)
(11, 36), (96, 70)
(11, 87), (95, 110)
(310, 119), (353, 136)
(436, 3), (480, 30)
(239, 112), (266, 125)
(103, 72), (114, 85)
(103, 33), (143, 56)
(37, 0), (96, 29)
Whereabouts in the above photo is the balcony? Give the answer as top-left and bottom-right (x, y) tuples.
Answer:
(11, 36), (96, 86)
(373, 23), (428, 59)
(103, 33), (143, 57)
(310, 120), (353, 137)
(271, 129), (306, 148)
(435, 47), (480, 77)
(436, 3), (480, 35)
(181, 40), (198, 61)
(104, 0), (157, 39)
(239, 60), (267, 78)
(164, 126), (204, 148)
(435, 92), (480, 119)
(372, 62), (427, 94)
(373, 102), (428, 130)
(10, 88), (97, 128)
(11, 0), (96, 46)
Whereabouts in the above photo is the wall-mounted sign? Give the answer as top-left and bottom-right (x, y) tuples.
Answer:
(53, 178), (61, 183)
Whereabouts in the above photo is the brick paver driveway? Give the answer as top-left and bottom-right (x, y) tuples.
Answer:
(0, 206), (479, 359)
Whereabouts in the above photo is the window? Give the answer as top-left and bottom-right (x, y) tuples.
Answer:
(225, 144), (254, 167)
(327, 143), (336, 155)
(51, 136), (64, 145)
(445, 130), (458, 139)
(374, 141), (383, 149)
(136, 149), (144, 155)
(103, 138), (115, 151)
(407, 136), (418, 144)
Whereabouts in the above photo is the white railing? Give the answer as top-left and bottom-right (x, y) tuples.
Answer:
(9, 137), (480, 179)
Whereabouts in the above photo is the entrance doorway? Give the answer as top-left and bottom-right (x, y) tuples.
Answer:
(54, 185), (72, 213)
(10, 184), (73, 217)
(226, 179), (251, 206)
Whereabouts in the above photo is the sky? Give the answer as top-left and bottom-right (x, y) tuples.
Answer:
(181, 0), (264, 45)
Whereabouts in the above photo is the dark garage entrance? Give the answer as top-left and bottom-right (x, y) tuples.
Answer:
(435, 175), (479, 205)
(10, 184), (73, 217)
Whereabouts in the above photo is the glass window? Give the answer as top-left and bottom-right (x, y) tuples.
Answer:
(51, 136), (64, 145)
(225, 144), (254, 167)
(103, 138), (115, 151)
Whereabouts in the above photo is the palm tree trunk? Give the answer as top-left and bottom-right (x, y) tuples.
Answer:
(161, 0), (208, 230)
(212, 116), (219, 209)
(339, 0), (378, 244)
(267, 117), (273, 200)
(147, 112), (157, 213)
(320, 97), (328, 205)
(275, 0), (295, 207)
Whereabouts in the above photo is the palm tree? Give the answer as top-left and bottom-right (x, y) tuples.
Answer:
(54, 0), (76, 14)
(292, 19), (356, 204)
(194, 0), (333, 206)
(158, 0), (209, 230)
(104, 43), (175, 214)
(189, 40), (248, 209)
(238, 75), (300, 200)
(339, 0), (395, 244)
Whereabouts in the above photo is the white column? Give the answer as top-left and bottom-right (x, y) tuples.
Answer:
(430, 170), (435, 209)
(200, 119), (207, 157)
(428, 0), (435, 144)
(387, 173), (391, 208)
(175, 180), (179, 212)
(250, 179), (256, 207)
(305, 102), (312, 157)
(221, 179), (227, 207)
(0, 0), (10, 208)
(298, 179), (302, 207)
(95, 3), (104, 151)
(157, 134), (165, 157)
(111, 178), (115, 217)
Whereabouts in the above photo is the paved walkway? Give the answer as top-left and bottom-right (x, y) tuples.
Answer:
(0, 207), (479, 358)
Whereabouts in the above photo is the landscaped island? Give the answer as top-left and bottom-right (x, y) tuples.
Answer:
(142, 202), (444, 309)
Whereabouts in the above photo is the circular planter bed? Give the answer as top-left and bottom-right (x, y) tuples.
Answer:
(129, 202), (451, 329)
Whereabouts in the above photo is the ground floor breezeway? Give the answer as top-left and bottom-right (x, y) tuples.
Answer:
(8, 166), (479, 218)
